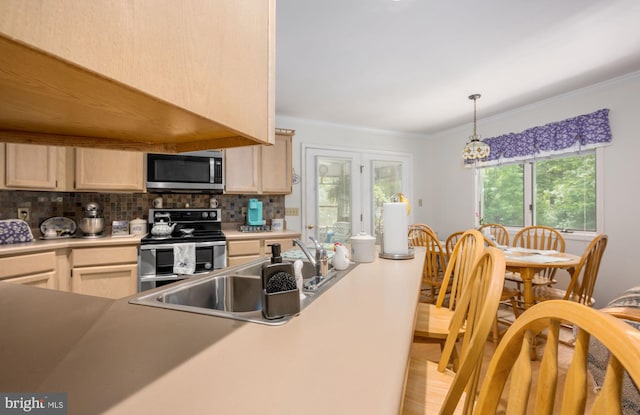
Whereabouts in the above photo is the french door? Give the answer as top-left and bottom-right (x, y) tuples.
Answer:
(304, 146), (412, 243)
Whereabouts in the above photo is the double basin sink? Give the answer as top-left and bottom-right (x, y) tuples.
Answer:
(129, 258), (356, 325)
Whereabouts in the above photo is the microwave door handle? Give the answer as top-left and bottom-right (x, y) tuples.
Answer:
(210, 158), (215, 184)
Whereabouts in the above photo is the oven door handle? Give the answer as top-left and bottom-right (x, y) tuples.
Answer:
(139, 241), (226, 250)
(140, 271), (212, 282)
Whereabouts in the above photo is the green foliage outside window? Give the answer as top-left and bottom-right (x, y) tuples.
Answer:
(480, 153), (596, 231)
(481, 164), (524, 227)
(535, 155), (596, 231)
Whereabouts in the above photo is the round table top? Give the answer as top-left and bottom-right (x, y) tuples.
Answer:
(503, 248), (581, 268)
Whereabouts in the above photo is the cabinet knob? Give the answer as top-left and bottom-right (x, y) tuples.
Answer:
(306, 225), (315, 230)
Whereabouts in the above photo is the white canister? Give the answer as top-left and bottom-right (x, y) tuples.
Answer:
(349, 232), (376, 263)
(271, 218), (284, 232)
(130, 218), (147, 236)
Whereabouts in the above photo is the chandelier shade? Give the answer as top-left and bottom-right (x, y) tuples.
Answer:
(462, 94), (490, 160)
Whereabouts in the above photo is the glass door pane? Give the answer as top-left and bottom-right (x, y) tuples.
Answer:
(317, 157), (352, 243)
(305, 148), (360, 244)
(371, 160), (404, 241)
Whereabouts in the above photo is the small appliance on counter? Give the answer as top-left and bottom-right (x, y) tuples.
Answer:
(79, 202), (105, 238)
(246, 199), (263, 226)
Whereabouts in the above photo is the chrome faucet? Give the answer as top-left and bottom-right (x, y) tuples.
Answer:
(292, 237), (326, 277)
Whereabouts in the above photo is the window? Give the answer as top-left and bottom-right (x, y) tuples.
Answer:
(479, 151), (597, 231)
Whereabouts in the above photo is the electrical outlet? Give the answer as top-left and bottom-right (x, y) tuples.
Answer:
(17, 207), (30, 221)
(241, 207), (247, 215)
(285, 207), (299, 216)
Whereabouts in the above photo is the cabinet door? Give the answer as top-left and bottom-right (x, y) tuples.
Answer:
(3, 271), (56, 289)
(260, 134), (292, 194)
(5, 143), (57, 189)
(225, 146), (260, 193)
(71, 263), (137, 299)
(75, 148), (144, 191)
(0, 143), (5, 189)
(0, 1), (275, 148)
(0, 250), (57, 289)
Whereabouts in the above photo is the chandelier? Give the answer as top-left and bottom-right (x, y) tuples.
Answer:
(462, 94), (490, 160)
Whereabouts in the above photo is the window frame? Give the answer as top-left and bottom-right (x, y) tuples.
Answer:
(474, 147), (604, 241)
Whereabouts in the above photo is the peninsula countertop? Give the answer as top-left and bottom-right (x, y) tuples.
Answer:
(0, 247), (424, 414)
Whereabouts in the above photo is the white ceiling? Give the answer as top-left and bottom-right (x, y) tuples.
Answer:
(275, 0), (640, 136)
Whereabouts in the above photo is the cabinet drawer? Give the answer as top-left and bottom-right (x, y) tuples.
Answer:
(4, 271), (56, 289)
(263, 238), (295, 254)
(228, 240), (261, 256)
(0, 251), (56, 278)
(71, 246), (138, 267)
(227, 255), (262, 267)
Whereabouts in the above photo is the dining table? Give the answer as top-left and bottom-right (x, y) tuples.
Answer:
(501, 246), (581, 358)
(502, 246), (581, 310)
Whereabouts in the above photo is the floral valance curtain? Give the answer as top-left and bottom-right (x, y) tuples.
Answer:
(470, 108), (611, 167)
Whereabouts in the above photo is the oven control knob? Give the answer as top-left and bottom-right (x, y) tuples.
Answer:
(204, 262), (212, 270)
(202, 212), (208, 218)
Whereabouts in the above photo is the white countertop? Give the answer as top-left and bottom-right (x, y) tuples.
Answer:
(0, 247), (424, 415)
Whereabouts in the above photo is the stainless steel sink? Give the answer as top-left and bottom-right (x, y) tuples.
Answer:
(129, 257), (356, 325)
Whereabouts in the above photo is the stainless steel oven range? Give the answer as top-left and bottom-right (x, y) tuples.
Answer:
(138, 208), (227, 292)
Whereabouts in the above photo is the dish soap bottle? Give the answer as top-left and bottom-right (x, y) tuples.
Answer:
(262, 243), (294, 283)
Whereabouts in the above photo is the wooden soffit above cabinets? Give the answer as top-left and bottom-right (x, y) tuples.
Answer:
(0, 1), (275, 153)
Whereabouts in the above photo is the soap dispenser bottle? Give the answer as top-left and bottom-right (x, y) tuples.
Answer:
(261, 243), (299, 319)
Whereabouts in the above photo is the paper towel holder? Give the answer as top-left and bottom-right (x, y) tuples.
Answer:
(378, 227), (415, 260)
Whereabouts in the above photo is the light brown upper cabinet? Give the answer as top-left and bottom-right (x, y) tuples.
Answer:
(225, 129), (294, 195)
(75, 148), (144, 192)
(5, 143), (62, 190)
(0, 1), (275, 153)
(2, 144), (144, 192)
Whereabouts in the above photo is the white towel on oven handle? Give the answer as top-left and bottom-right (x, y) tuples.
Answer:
(173, 243), (196, 275)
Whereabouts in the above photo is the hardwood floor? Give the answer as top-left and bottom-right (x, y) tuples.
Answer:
(409, 304), (598, 413)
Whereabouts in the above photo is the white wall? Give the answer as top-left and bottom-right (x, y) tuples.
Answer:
(275, 115), (429, 234)
(424, 71), (640, 305)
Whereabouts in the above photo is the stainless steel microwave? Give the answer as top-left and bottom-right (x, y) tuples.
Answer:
(146, 151), (224, 193)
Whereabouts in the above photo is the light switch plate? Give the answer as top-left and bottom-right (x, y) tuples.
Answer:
(285, 207), (299, 216)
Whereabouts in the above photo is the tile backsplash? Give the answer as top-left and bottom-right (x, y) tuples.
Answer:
(0, 190), (285, 235)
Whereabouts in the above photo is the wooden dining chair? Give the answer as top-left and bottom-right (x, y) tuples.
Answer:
(533, 233), (608, 306)
(473, 300), (640, 414)
(408, 225), (446, 303)
(412, 230), (484, 361)
(445, 231), (464, 260)
(478, 223), (510, 246)
(401, 247), (507, 415)
(508, 225), (567, 294)
(409, 223), (435, 235)
(483, 235), (521, 345)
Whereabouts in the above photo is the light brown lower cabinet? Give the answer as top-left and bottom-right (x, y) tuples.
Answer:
(0, 250), (57, 289)
(70, 246), (138, 299)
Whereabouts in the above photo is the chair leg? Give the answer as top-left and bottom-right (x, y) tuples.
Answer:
(492, 317), (500, 347)
(510, 298), (520, 318)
